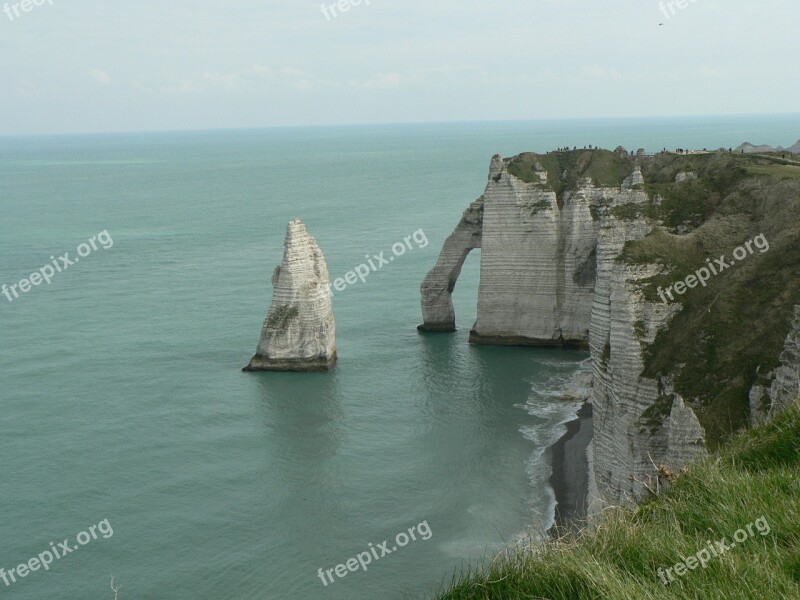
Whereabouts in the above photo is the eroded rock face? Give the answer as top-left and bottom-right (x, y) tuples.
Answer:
(586, 190), (706, 508)
(621, 167), (644, 189)
(244, 219), (337, 372)
(418, 197), (483, 332)
(420, 155), (601, 347)
(422, 152), (709, 508)
(470, 157), (598, 348)
(750, 306), (800, 423)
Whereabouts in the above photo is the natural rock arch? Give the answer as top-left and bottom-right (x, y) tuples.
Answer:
(418, 197), (483, 332)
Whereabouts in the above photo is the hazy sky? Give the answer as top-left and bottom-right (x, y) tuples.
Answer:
(0, 0), (797, 135)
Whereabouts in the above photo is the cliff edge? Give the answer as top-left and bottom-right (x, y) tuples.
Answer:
(421, 148), (800, 508)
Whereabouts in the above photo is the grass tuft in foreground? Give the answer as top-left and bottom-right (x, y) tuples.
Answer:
(431, 402), (800, 600)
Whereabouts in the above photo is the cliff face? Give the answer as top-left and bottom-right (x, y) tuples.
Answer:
(750, 306), (800, 423)
(767, 308), (800, 414)
(421, 149), (800, 508)
(470, 156), (597, 347)
(588, 196), (705, 504)
(420, 154), (600, 347)
(245, 219), (337, 372)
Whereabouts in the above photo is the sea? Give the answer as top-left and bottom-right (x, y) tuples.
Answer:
(1, 114), (798, 599)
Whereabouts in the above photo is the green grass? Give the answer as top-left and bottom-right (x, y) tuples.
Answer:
(431, 403), (800, 600)
(621, 175), (800, 444)
(747, 164), (800, 179)
(507, 150), (632, 203)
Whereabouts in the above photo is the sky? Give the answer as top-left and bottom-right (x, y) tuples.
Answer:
(0, 0), (798, 135)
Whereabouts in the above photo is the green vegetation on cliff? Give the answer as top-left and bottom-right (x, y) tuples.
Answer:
(266, 304), (299, 329)
(507, 150), (800, 443)
(619, 156), (800, 444)
(507, 150), (632, 202)
(432, 403), (800, 600)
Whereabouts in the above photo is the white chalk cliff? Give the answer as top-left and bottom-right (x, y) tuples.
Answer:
(422, 149), (800, 509)
(245, 219), (337, 372)
(587, 195), (705, 507)
(471, 156), (597, 347)
(420, 155), (599, 347)
(420, 153), (707, 507)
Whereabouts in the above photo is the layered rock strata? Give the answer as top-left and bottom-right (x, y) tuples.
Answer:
(244, 219), (337, 372)
(420, 155), (599, 347)
(418, 197), (483, 332)
(423, 149), (800, 509)
(470, 157), (597, 348)
(421, 152), (709, 507)
(588, 196), (705, 505)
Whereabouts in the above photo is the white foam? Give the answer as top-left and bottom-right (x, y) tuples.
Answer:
(514, 358), (593, 539)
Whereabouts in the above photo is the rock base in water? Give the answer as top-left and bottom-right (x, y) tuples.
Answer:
(416, 323), (457, 333)
(243, 351), (338, 372)
(468, 329), (590, 350)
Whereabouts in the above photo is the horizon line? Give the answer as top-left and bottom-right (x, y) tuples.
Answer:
(2, 112), (800, 140)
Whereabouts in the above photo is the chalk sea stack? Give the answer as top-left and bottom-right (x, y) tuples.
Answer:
(244, 219), (337, 372)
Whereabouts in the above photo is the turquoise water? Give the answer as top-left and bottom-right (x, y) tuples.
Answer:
(1, 115), (798, 599)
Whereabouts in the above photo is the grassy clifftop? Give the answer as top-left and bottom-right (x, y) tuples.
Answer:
(507, 150), (632, 201)
(432, 402), (800, 600)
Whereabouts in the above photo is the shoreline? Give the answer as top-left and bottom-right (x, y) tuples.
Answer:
(548, 401), (593, 532)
